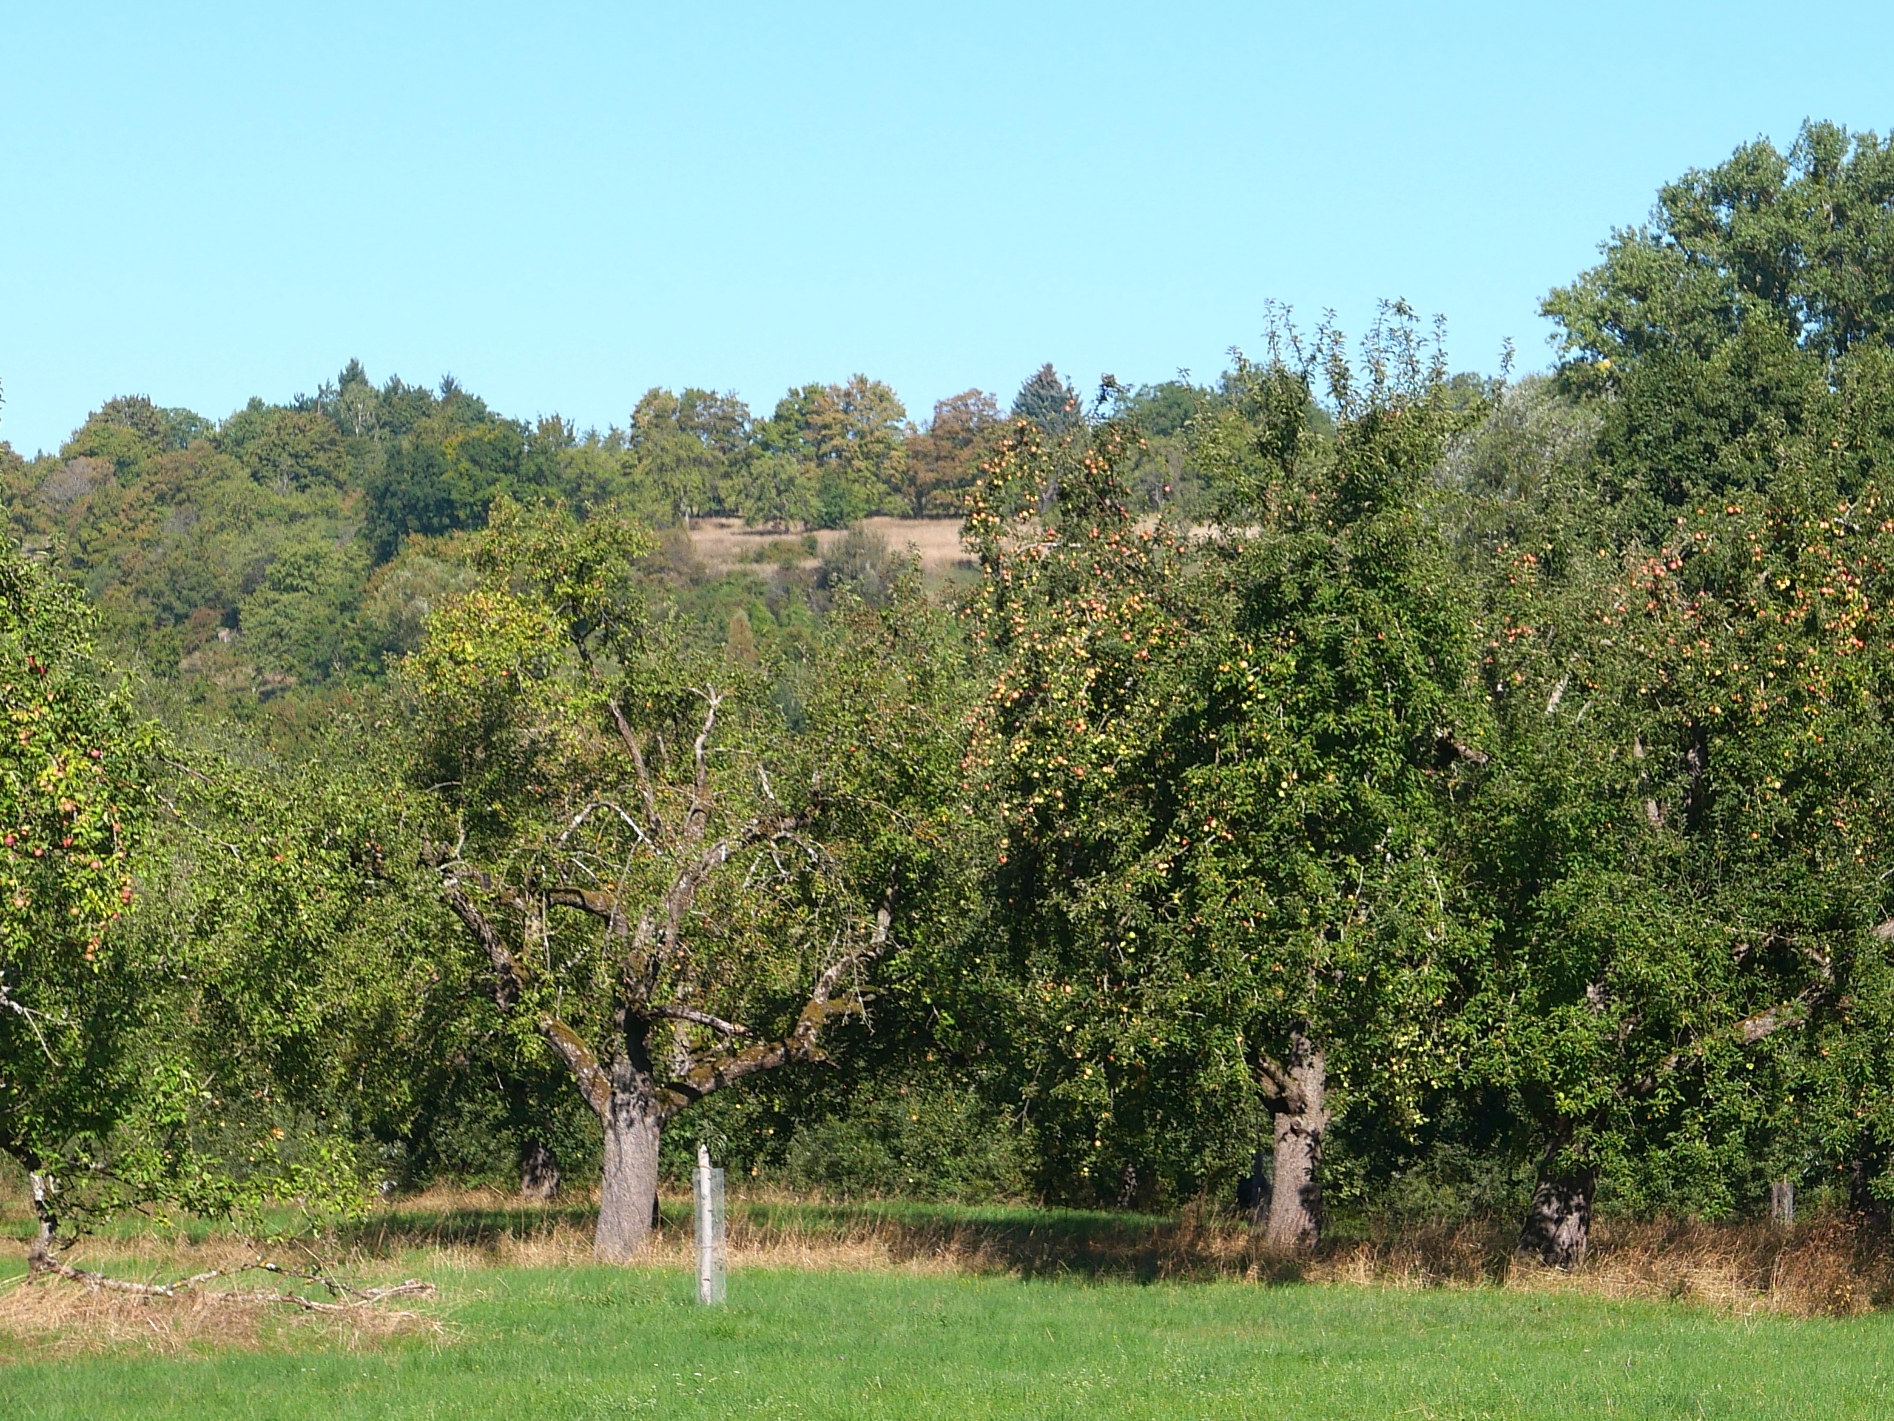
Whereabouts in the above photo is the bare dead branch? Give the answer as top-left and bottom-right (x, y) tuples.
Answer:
(607, 698), (662, 833)
(666, 686), (725, 863)
(648, 1004), (752, 1036)
(220, 1280), (437, 1314)
(659, 812), (803, 962)
(28, 1258), (250, 1295)
(557, 800), (651, 852)
(26, 1257), (435, 1316)
(214, 1280), (436, 1315)
(158, 756), (215, 785)
(809, 887), (894, 1006)
(690, 689), (722, 815)
(0, 975), (63, 1062)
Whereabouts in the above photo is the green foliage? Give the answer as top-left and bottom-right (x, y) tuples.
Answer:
(777, 1077), (1030, 1201)
(27, 118), (1894, 1237)
(363, 395), (534, 559)
(219, 404), (347, 492)
(1011, 362), (1083, 438)
(6, 362), (958, 715)
(1547, 120), (1894, 370)
(0, 544), (153, 1184)
(1111, 379), (1212, 515)
(728, 449), (816, 529)
(762, 376), (909, 527)
(0, 548), (418, 1245)
(959, 308), (1492, 1209)
(1184, 309), (1494, 1124)
(628, 387), (752, 526)
(100, 739), (438, 1235)
(1458, 330), (1894, 1216)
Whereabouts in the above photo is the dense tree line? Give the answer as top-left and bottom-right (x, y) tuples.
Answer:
(0, 360), (1198, 713)
(12, 120), (1894, 1272)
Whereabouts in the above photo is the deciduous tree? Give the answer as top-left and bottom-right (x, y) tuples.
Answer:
(401, 498), (961, 1257)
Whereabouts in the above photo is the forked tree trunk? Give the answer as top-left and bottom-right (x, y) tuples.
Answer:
(1519, 1158), (1596, 1270)
(594, 1091), (664, 1262)
(1262, 1030), (1328, 1252)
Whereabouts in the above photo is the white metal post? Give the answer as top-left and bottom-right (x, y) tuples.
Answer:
(694, 1142), (726, 1304)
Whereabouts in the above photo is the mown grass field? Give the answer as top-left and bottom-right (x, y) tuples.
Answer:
(8, 1197), (1894, 1419)
(9, 1263), (1894, 1419)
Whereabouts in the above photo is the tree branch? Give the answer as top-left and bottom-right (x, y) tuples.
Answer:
(606, 698), (662, 834)
(671, 688), (723, 856)
(691, 690), (721, 819)
(1628, 999), (1811, 1096)
(540, 1015), (613, 1119)
(26, 1256), (435, 1315)
(648, 1004), (752, 1036)
(657, 884), (895, 1119)
(547, 884), (628, 935)
(435, 875), (527, 1010)
(1734, 1002), (1805, 1045)
(659, 812), (803, 961)
(426, 849), (610, 1118)
(1253, 1055), (1307, 1114)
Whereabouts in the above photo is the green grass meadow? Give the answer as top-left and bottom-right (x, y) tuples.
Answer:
(7, 1264), (1894, 1420)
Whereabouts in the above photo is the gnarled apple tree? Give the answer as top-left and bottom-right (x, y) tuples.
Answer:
(402, 498), (959, 1259)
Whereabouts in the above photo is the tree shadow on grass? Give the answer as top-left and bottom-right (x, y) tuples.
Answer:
(342, 1195), (1306, 1285)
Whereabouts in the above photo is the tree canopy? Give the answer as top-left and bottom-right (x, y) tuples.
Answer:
(19, 119), (1894, 1276)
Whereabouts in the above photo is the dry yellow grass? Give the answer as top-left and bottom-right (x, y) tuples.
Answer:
(0, 1231), (443, 1358)
(685, 516), (972, 578)
(1308, 1214), (1894, 1316)
(342, 1186), (1894, 1316)
(0, 1270), (442, 1359)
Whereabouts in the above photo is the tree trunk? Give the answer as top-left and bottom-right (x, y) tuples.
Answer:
(594, 1092), (663, 1262)
(1263, 1031), (1327, 1252)
(1519, 1160), (1596, 1269)
(1770, 1179), (1795, 1225)
(1849, 1155), (1889, 1223)
(27, 1172), (56, 1274)
(520, 1140), (561, 1201)
(1237, 1147), (1271, 1224)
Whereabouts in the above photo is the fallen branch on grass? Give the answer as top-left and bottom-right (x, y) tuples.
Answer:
(203, 1281), (436, 1317)
(28, 1255), (436, 1314)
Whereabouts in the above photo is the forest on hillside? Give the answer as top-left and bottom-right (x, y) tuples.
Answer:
(10, 119), (1894, 1271)
(0, 355), (1195, 718)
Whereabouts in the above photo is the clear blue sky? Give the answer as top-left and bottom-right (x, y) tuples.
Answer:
(4, 1), (1893, 456)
